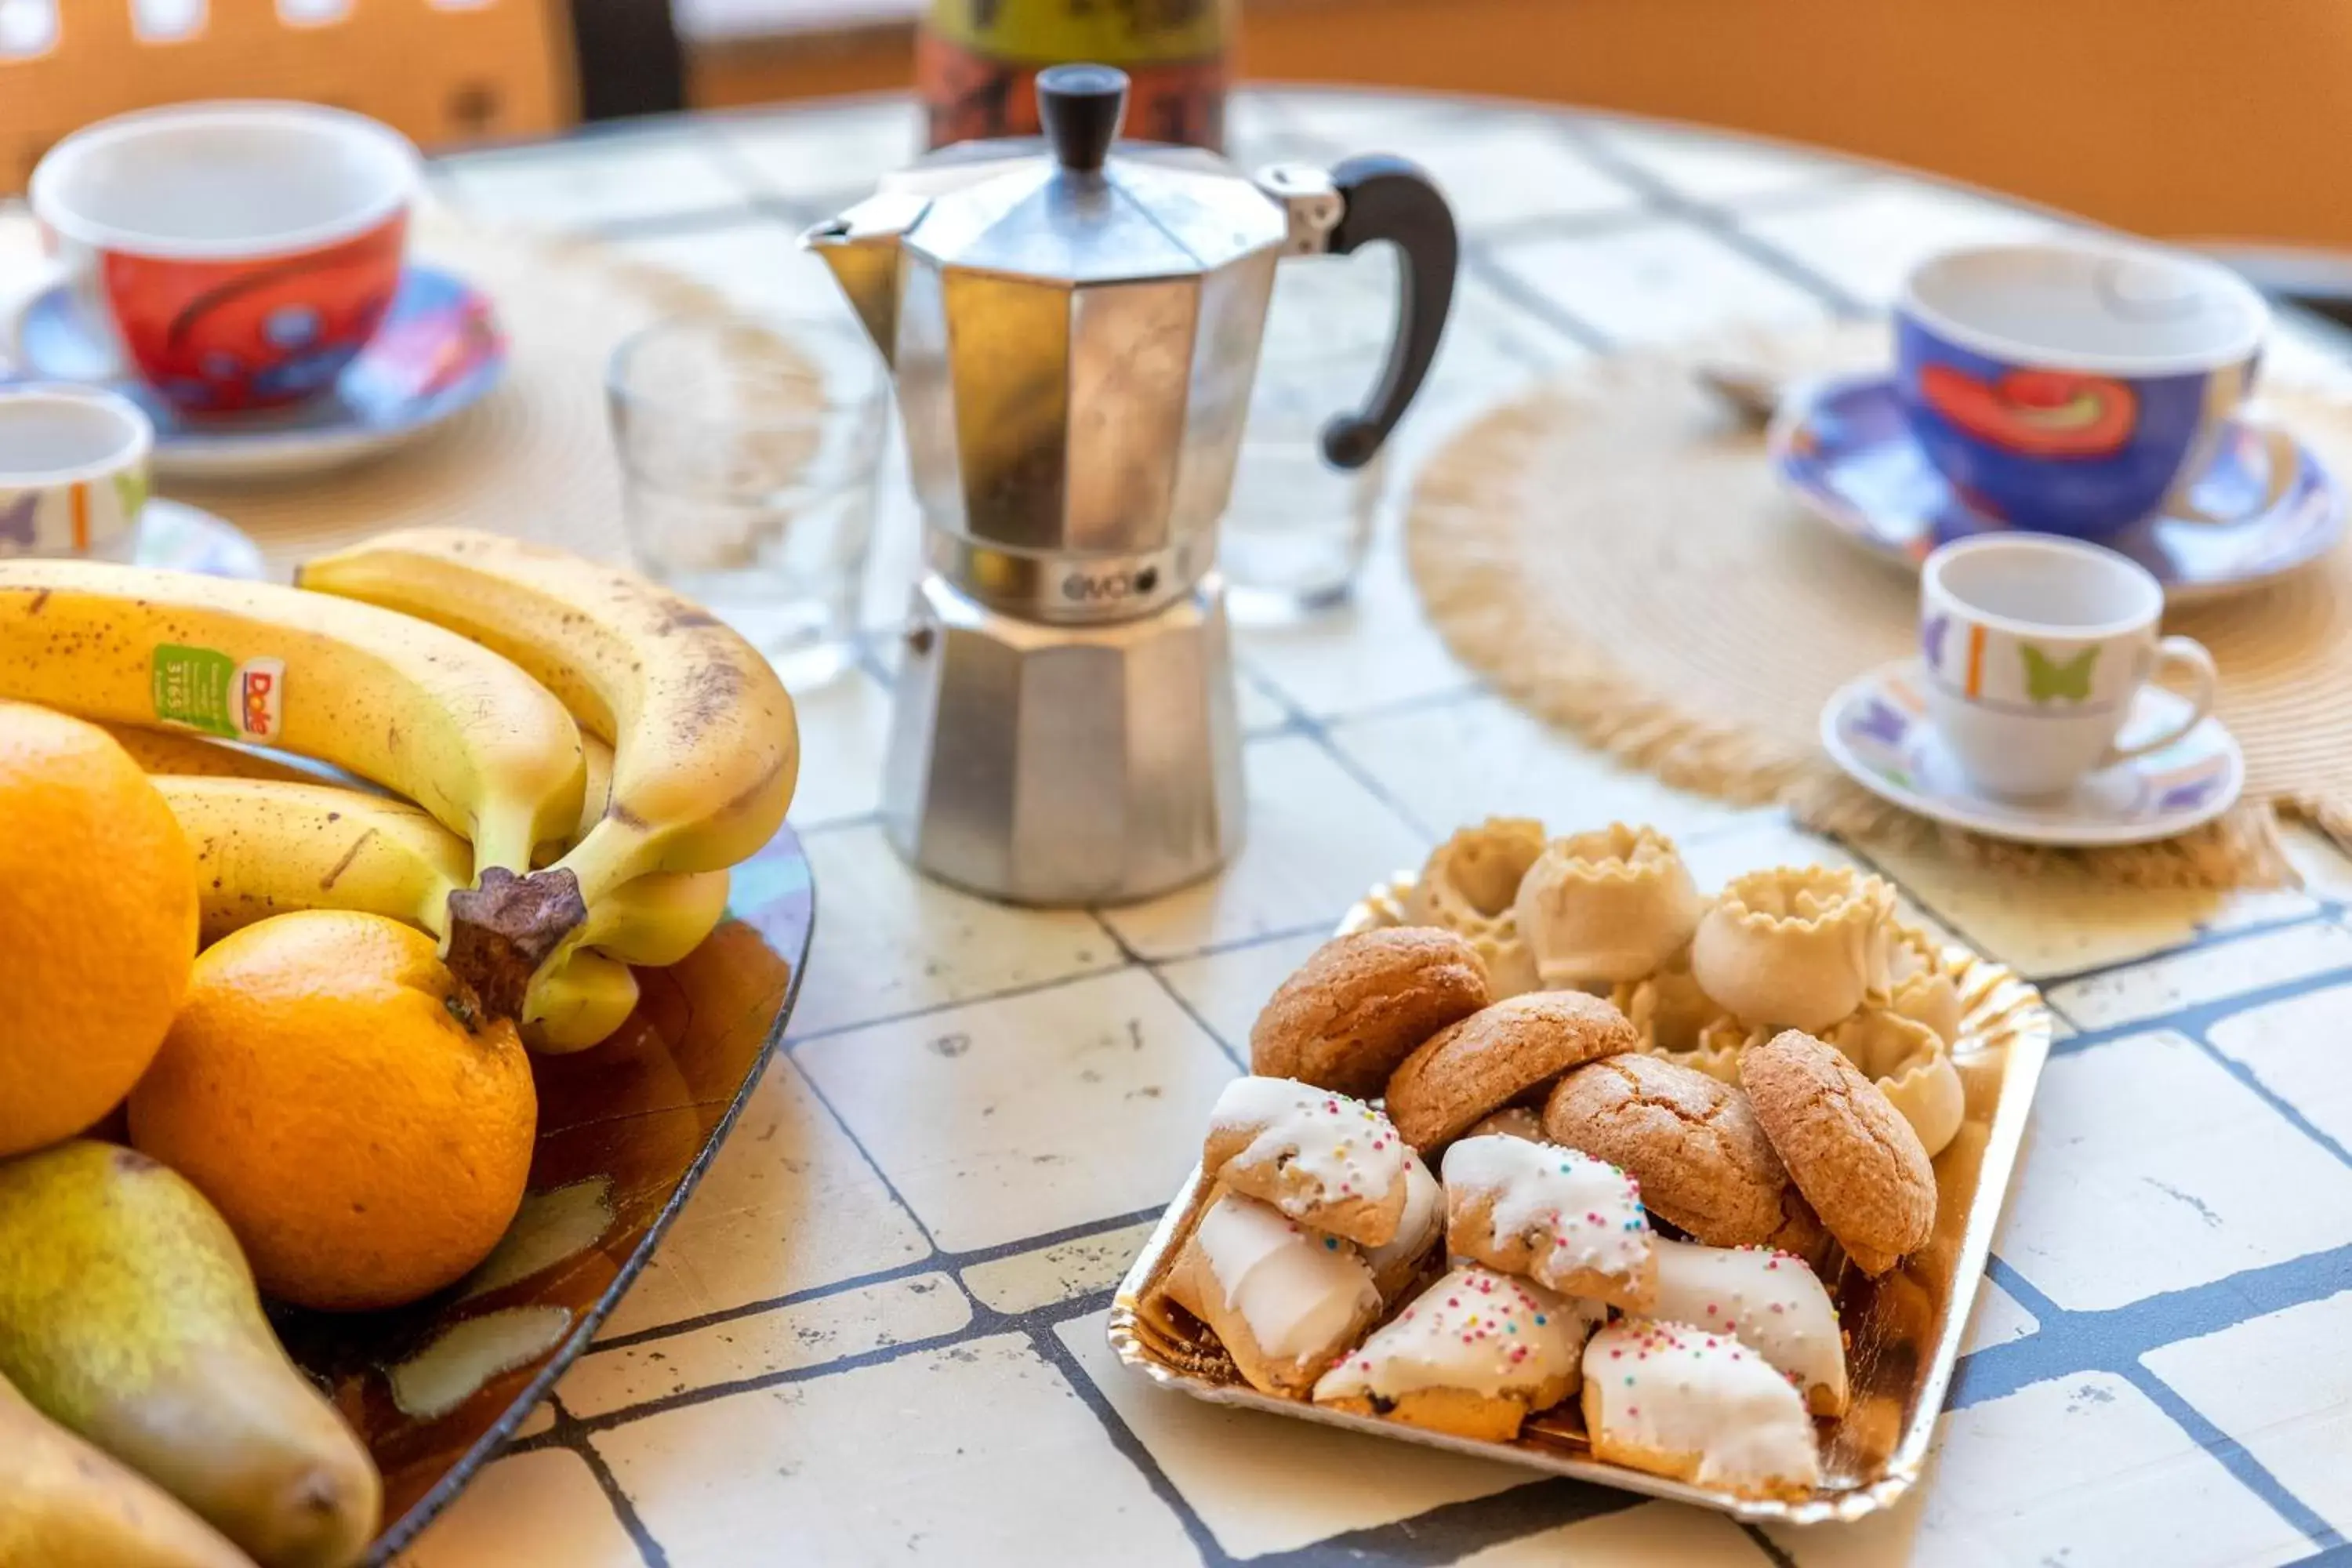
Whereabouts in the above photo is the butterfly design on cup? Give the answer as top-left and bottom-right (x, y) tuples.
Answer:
(0, 494), (37, 551)
(2020, 643), (2099, 703)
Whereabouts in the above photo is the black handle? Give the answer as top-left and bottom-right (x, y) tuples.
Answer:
(1037, 64), (1128, 173)
(1319, 154), (1458, 470)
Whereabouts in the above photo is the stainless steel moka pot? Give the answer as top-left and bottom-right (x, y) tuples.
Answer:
(806, 64), (1457, 905)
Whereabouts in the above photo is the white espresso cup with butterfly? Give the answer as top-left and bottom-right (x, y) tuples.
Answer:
(1918, 534), (2217, 799)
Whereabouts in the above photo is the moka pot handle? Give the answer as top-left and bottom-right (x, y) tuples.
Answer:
(1311, 155), (1460, 470)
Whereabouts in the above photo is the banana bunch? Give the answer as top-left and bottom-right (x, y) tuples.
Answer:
(0, 538), (796, 1054)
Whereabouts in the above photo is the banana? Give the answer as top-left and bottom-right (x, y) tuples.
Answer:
(0, 559), (584, 882)
(95, 720), (321, 783)
(154, 775), (730, 969)
(299, 529), (797, 1013)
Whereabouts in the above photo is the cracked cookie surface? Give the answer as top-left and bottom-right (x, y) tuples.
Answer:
(1740, 1029), (1935, 1276)
(1539, 1053), (1791, 1247)
(1250, 927), (1492, 1098)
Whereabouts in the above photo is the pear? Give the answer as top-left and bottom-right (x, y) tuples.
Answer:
(0, 1142), (380, 1568)
(0, 1370), (257, 1568)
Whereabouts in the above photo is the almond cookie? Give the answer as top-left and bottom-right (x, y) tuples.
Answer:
(1313, 1263), (1599, 1442)
(1166, 1189), (1383, 1398)
(1404, 818), (1546, 998)
(1515, 822), (1704, 989)
(1441, 1134), (1656, 1309)
(1581, 1319), (1821, 1499)
(1249, 927), (1490, 1098)
(1385, 992), (1639, 1154)
(1740, 1030), (1935, 1276)
(1692, 866), (1894, 1031)
(1362, 1150), (1445, 1304)
(1540, 1054), (1791, 1247)
(1204, 1076), (1410, 1247)
(1650, 1236), (1847, 1416)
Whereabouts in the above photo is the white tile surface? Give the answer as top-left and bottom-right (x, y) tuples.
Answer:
(789, 822), (1121, 1038)
(1348, 112), (1642, 233)
(1056, 1308), (1534, 1558)
(1764, 1372), (2310, 1568)
(1235, 540), (1485, 720)
(1483, 219), (1830, 344)
(1461, 1501), (1771, 1565)
(1995, 1032), (2352, 1311)
(1584, 116), (1859, 207)
(567, 1272), (970, 1419)
(594, 1061), (931, 1341)
(713, 99), (923, 205)
(593, 1334), (1200, 1566)
(782, 665), (894, 827)
(1094, 735), (1426, 960)
(2046, 922), (2352, 1030)
(1155, 926), (1334, 1059)
(961, 1221), (1159, 1316)
(2207, 981), (2352, 1152)
(1961, 1276), (2040, 1356)
(441, 133), (751, 231)
(1327, 692), (1744, 846)
(795, 967), (1235, 1251)
(1737, 180), (2074, 306)
(398, 1449), (642, 1568)
(2143, 1288), (2352, 1537)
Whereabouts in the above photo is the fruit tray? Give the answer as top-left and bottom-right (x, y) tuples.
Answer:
(1108, 872), (2052, 1525)
(268, 824), (815, 1565)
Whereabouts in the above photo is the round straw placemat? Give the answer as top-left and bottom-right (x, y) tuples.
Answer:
(1406, 324), (2352, 887)
(0, 203), (808, 576)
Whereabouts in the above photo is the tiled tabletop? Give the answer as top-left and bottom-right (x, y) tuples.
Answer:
(406, 89), (2352, 1568)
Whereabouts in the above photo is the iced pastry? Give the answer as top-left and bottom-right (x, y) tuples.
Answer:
(1581, 1319), (1822, 1499)
(1203, 1076), (1410, 1247)
(1691, 866), (1896, 1031)
(1250, 927), (1490, 1098)
(1649, 1236), (1847, 1416)
(1824, 1009), (1966, 1158)
(1740, 1031), (1935, 1276)
(1362, 1150), (1445, 1304)
(1441, 1134), (1656, 1309)
(1385, 992), (1638, 1153)
(1166, 1190), (1383, 1398)
(1404, 819), (1546, 997)
(1515, 823), (1704, 989)
(1313, 1264), (1600, 1442)
(1541, 1054), (1794, 1249)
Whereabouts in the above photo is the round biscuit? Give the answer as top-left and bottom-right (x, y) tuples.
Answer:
(1250, 928), (1491, 1098)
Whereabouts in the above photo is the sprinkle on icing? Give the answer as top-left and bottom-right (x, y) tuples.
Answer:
(1582, 1319), (1820, 1493)
(1192, 1191), (1379, 1363)
(1648, 1236), (1846, 1409)
(1312, 1264), (1599, 1404)
(1362, 1152), (1443, 1284)
(1442, 1134), (1650, 1290)
(1210, 1076), (1408, 1222)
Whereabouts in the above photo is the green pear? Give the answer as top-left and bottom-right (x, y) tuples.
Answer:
(0, 1370), (257, 1568)
(0, 1142), (380, 1568)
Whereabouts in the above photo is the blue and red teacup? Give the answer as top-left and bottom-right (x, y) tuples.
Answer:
(30, 102), (419, 417)
(1896, 240), (2296, 537)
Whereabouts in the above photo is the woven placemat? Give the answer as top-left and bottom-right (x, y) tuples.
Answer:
(0, 203), (804, 577)
(1406, 324), (2352, 887)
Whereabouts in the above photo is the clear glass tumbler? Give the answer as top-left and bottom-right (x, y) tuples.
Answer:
(608, 316), (887, 688)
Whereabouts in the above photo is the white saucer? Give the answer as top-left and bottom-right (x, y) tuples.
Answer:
(130, 499), (268, 579)
(1820, 659), (2244, 846)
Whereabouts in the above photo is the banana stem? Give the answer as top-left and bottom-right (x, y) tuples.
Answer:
(443, 867), (590, 1021)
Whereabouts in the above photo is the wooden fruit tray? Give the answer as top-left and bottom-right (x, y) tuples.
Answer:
(1109, 871), (2052, 1525)
(262, 824), (815, 1565)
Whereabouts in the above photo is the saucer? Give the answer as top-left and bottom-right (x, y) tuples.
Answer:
(131, 499), (268, 579)
(1771, 373), (2343, 605)
(8, 265), (505, 481)
(1820, 659), (2244, 846)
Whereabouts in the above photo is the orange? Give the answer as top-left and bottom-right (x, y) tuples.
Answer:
(0, 702), (198, 1156)
(128, 910), (537, 1312)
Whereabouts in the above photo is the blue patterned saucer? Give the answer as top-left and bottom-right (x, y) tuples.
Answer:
(1821, 659), (2243, 846)
(1771, 373), (2343, 605)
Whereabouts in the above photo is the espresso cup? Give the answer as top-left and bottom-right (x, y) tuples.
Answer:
(1896, 240), (2295, 537)
(0, 387), (154, 562)
(30, 102), (418, 416)
(1918, 534), (2217, 799)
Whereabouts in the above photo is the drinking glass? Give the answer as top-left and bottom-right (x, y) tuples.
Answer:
(608, 316), (887, 688)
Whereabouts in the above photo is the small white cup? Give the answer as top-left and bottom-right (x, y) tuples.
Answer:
(1918, 534), (2217, 799)
(0, 387), (154, 561)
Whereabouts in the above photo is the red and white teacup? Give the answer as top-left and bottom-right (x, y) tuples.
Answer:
(30, 102), (419, 416)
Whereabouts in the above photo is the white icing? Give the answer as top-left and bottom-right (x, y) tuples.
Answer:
(1313, 1264), (1598, 1404)
(1649, 1236), (1846, 1408)
(1465, 1106), (1545, 1142)
(1362, 1152), (1443, 1283)
(1583, 1319), (1821, 1493)
(1192, 1191), (1379, 1363)
(1209, 1076), (1408, 1221)
(1442, 1134), (1650, 1288)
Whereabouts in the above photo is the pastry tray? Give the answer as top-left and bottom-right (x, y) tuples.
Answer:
(1107, 873), (2053, 1525)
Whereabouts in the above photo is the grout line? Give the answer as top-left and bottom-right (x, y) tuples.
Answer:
(2049, 958), (2352, 1062)
(562, 1416), (672, 1568)
(782, 960), (1134, 1049)
(761, 1053), (944, 1254)
(1743, 1523), (1802, 1567)
(2121, 1361), (2346, 1553)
